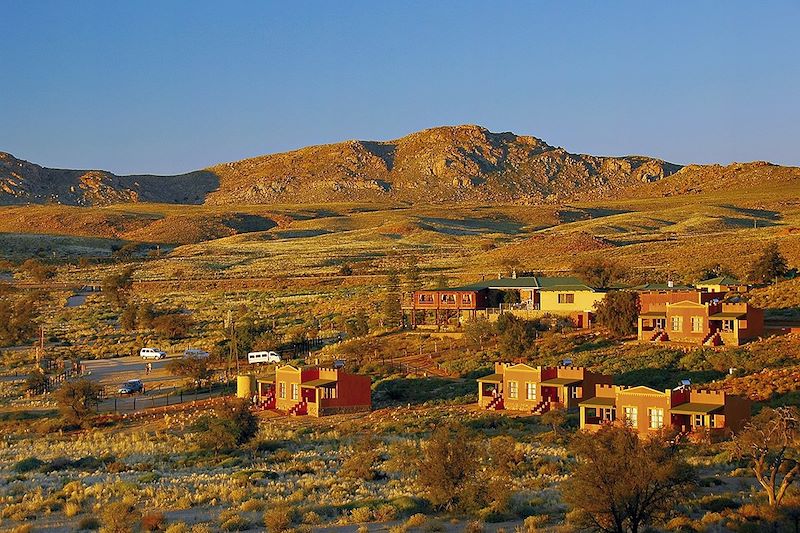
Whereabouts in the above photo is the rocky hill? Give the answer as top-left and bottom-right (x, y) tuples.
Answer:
(3, 125), (796, 206)
(0, 152), (218, 206)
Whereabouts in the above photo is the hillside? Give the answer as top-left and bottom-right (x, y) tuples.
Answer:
(2, 125), (684, 206)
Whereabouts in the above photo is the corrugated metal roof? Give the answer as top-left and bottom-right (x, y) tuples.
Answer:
(709, 312), (746, 319)
(540, 377), (583, 386)
(302, 378), (337, 387)
(698, 276), (743, 286)
(579, 397), (616, 407)
(670, 402), (723, 415)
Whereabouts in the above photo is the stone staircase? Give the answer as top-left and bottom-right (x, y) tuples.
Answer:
(650, 330), (668, 342)
(703, 331), (723, 346)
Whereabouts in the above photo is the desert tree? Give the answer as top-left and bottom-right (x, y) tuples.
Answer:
(496, 313), (539, 358)
(341, 434), (383, 481)
(749, 242), (789, 284)
(192, 397), (258, 456)
(463, 317), (496, 351)
(696, 262), (737, 281)
(594, 291), (640, 337)
(730, 406), (800, 507)
(382, 269), (403, 328)
(152, 313), (194, 339)
(166, 356), (212, 388)
(417, 424), (485, 512)
(563, 425), (694, 533)
(575, 257), (625, 288)
(19, 258), (55, 282)
(102, 266), (135, 308)
(55, 379), (104, 428)
(339, 263), (353, 276)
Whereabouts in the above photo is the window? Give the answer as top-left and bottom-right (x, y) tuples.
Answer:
(648, 408), (664, 429)
(693, 414), (705, 427)
(623, 406), (638, 427)
(461, 294), (473, 305)
(691, 317), (703, 332)
(291, 383), (299, 400)
(526, 382), (536, 400)
(418, 294), (433, 304)
(570, 386), (579, 399)
(558, 293), (575, 304)
(601, 407), (616, 421)
(508, 381), (518, 399)
(441, 294), (456, 304)
(279, 382), (286, 399)
(671, 316), (683, 332)
(721, 319), (734, 332)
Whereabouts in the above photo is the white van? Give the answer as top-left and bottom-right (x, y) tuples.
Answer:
(183, 348), (209, 359)
(140, 348), (167, 360)
(247, 351), (281, 364)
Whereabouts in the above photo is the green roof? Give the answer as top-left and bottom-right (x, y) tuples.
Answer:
(439, 276), (601, 292)
(670, 402), (723, 415)
(698, 276), (743, 286)
(633, 283), (695, 291)
(579, 397), (616, 408)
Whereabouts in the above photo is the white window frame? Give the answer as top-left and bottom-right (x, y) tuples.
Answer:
(623, 406), (638, 427)
(648, 408), (664, 429)
(508, 380), (518, 399)
(526, 382), (536, 400)
(291, 383), (299, 400)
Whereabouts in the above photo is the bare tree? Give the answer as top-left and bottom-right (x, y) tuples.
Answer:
(564, 425), (694, 533)
(730, 406), (800, 506)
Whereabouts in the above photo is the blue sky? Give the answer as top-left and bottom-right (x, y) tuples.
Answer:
(1, 1), (799, 174)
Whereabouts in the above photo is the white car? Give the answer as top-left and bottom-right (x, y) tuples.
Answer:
(140, 348), (167, 360)
(247, 351), (281, 364)
(183, 348), (209, 359)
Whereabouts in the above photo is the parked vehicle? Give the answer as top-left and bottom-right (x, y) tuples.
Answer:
(118, 379), (144, 394)
(183, 348), (209, 359)
(247, 351), (281, 364)
(140, 348), (167, 360)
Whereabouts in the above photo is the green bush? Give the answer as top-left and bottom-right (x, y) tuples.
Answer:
(14, 457), (45, 473)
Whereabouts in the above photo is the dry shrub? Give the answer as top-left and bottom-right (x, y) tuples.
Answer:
(141, 511), (167, 531)
(350, 507), (372, 523)
(405, 513), (427, 528)
(522, 515), (548, 531)
(100, 499), (140, 533)
(78, 515), (101, 530)
(65, 501), (82, 517)
(263, 504), (294, 532)
(240, 499), (265, 513)
(164, 523), (190, 533)
(301, 511), (322, 525)
(465, 521), (485, 533)
(374, 504), (398, 522)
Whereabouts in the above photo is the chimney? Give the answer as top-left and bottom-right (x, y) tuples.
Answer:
(498, 272), (502, 280)
(512, 268), (517, 279)
(668, 280), (674, 288)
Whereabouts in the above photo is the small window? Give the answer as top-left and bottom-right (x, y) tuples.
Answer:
(691, 317), (703, 332)
(671, 316), (683, 332)
(462, 294), (473, 304)
(279, 382), (286, 399)
(558, 293), (575, 304)
(291, 383), (299, 400)
(526, 382), (536, 400)
(570, 386), (579, 399)
(602, 407), (616, 421)
(623, 406), (638, 427)
(508, 381), (518, 399)
(648, 408), (664, 429)
(693, 414), (704, 427)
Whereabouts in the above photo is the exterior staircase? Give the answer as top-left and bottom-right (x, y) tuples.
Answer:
(650, 330), (668, 342)
(703, 331), (723, 346)
(532, 399), (551, 415)
(262, 392), (276, 409)
(486, 395), (504, 410)
(288, 400), (307, 416)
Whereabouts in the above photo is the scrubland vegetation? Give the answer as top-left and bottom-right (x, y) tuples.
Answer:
(4, 179), (800, 530)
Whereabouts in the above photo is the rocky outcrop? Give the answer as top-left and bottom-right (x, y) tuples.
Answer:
(5, 125), (796, 207)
